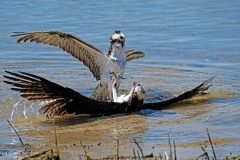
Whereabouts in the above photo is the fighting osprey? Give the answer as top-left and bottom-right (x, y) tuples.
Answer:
(11, 30), (145, 101)
(109, 71), (146, 103)
(3, 71), (214, 118)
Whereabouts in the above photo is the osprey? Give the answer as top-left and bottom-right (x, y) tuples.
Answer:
(11, 30), (145, 101)
(109, 71), (146, 103)
(3, 71), (215, 118)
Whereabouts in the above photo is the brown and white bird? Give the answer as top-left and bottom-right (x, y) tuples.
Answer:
(109, 71), (146, 103)
(11, 30), (145, 101)
(3, 71), (215, 118)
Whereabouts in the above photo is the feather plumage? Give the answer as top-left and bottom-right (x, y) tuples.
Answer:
(3, 71), (215, 118)
(11, 30), (145, 101)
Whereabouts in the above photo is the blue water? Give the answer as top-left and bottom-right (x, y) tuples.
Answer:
(0, 0), (240, 159)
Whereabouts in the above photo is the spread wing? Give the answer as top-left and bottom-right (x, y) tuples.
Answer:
(11, 31), (107, 80)
(125, 50), (145, 61)
(3, 71), (128, 118)
(142, 76), (216, 109)
(3, 71), (215, 118)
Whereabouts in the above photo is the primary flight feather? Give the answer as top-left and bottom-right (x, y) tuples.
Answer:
(11, 30), (145, 101)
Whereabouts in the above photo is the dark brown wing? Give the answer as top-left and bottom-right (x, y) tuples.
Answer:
(3, 71), (128, 118)
(125, 50), (145, 61)
(142, 76), (216, 109)
(3, 71), (215, 118)
(11, 31), (107, 80)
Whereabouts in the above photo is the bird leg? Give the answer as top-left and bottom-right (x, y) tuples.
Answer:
(109, 71), (123, 102)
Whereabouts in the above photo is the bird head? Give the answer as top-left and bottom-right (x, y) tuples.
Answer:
(132, 82), (147, 101)
(110, 30), (125, 50)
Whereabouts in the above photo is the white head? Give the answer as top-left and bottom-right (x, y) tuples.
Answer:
(131, 82), (147, 101)
(109, 30), (125, 52)
(109, 71), (146, 103)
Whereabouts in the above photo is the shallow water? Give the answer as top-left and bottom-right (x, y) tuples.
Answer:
(0, 0), (240, 159)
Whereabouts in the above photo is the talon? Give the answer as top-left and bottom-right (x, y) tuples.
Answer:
(109, 70), (117, 80)
(109, 70), (114, 74)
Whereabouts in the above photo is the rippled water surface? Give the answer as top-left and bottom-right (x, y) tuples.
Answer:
(0, 1), (240, 159)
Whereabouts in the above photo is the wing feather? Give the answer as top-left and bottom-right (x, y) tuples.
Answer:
(125, 50), (145, 61)
(48, 36), (59, 46)
(3, 71), (215, 118)
(142, 76), (216, 109)
(11, 31), (106, 80)
(3, 71), (128, 118)
(41, 36), (53, 44)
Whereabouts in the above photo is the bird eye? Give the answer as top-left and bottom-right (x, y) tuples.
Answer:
(112, 39), (120, 43)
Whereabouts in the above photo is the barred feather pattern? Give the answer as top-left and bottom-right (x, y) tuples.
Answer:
(11, 31), (145, 80)
(11, 31), (103, 80)
(11, 31), (146, 101)
(3, 71), (131, 118)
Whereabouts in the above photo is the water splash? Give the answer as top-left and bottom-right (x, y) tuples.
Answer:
(10, 99), (22, 120)
(30, 102), (40, 115)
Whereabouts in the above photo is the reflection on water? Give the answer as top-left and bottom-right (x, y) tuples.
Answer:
(0, 0), (240, 159)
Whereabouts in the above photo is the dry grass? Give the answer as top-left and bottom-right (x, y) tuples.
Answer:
(7, 120), (240, 160)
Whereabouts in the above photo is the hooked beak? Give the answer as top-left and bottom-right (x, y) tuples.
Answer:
(141, 90), (146, 94)
(116, 41), (124, 49)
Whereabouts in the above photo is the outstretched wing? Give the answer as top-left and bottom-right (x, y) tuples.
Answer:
(3, 71), (128, 118)
(11, 31), (107, 80)
(142, 76), (216, 109)
(3, 71), (215, 118)
(125, 50), (145, 61)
